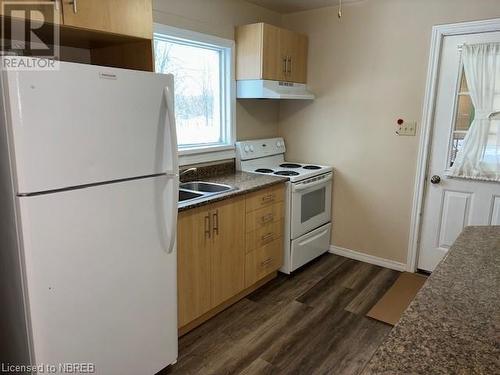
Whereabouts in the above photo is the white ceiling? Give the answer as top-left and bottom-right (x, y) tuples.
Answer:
(245, 0), (357, 14)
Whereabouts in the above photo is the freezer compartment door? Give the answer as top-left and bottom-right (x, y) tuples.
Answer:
(18, 176), (178, 375)
(290, 223), (332, 272)
(3, 61), (177, 194)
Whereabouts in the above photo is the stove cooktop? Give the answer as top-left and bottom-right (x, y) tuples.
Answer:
(249, 162), (332, 182)
(236, 138), (332, 182)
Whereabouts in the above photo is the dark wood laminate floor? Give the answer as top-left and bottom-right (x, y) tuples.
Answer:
(163, 254), (400, 375)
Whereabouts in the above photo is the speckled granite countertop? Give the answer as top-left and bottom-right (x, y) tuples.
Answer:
(362, 226), (500, 375)
(178, 171), (287, 212)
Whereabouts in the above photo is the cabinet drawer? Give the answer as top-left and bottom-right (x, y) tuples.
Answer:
(246, 219), (283, 253)
(246, 202), (284, 233)
(246, 184), (285, 213)
(245, 239), (283, 287)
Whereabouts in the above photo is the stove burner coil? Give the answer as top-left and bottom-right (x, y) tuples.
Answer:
(280, 163), (302, 169)
(303, 165), (321, 170)
(275, 171), (300, 176)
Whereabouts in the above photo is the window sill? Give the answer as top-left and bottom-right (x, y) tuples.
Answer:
(178, 145), (236, 166)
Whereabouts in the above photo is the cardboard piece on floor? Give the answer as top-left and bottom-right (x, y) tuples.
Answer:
(366, 272), (427, 326)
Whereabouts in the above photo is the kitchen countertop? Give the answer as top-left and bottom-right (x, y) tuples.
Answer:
(362, 226), (500, 374)
(178, 171), (287, 212)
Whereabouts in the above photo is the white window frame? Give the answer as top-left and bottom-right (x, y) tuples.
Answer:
(154, 24), (236, 166)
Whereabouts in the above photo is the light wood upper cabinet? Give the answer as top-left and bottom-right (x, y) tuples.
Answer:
(1, 0), (154, 71)
(0, 0), (62, 24)
(61, 0), (152, 39)
(261, 23), (285, 82)
(236, 22), (308, 84)
(288, 32), (308, 84)
(210, 197), (246, 307)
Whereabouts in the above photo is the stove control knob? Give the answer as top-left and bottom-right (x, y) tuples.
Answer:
(276, 141), (281, 147)
(250, 145), (255, 152)
(244, 145), (250, 153)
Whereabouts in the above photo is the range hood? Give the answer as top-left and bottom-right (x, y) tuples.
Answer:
(236, 80), (315, 100)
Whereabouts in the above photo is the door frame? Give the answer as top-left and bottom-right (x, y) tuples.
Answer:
(406, 17), (500, 272)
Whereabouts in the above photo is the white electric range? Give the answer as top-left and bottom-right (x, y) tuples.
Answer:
(236, 138), (333, 274)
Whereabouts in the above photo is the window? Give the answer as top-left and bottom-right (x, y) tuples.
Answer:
(154, 24), (235, 162)
(448, 67), (500, 168)
(449, 70), (475, 167)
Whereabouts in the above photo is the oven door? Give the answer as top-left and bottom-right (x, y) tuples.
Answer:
(291, 172), (332, 239)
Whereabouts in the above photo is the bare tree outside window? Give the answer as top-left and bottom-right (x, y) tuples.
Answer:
(154, 38), (222, 147)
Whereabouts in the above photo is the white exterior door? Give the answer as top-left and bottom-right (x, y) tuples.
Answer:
(418, 31), (500, 272)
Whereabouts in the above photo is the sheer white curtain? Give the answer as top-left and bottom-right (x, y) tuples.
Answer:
(448, 42), (500, 181)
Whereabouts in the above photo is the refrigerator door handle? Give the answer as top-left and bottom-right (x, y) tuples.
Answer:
(163, 86), (179, 177)
(163, 86), (179, 254)
(164, 173), (178, 254)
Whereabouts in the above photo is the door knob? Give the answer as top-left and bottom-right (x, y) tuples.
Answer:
(430, 175), (441, 184)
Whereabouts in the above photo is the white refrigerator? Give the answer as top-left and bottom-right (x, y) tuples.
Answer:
(0, 59), (179, 375)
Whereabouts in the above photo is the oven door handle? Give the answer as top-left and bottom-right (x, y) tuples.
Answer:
(293, 174), (332, 192)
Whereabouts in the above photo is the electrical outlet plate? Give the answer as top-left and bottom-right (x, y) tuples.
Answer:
(396, 121), (417, 136)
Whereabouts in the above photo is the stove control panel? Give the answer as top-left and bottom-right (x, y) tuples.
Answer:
(236, 137), (286, 160)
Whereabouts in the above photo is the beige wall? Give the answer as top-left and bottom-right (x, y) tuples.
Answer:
(280, 0), (500, 264)
(153, 0), (281, 140)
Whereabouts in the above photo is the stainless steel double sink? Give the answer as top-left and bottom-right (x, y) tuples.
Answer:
(178, 181), (237, 205)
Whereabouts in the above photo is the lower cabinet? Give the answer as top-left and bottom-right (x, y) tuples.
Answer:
(210, 197), (246, 307)
(245, 239), (283, 287)
(177, 184), (285, 333)
(177, 205), (212, 328)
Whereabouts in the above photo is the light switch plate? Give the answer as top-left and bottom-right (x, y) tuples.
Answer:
(396, 121), (417, 136)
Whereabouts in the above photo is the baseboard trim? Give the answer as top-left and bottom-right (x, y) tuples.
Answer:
(329, 245), (406, 272)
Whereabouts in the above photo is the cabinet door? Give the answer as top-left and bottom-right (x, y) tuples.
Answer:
(262, 23), (285, 81)
(279, 28), (294, 82)
(177, 207), (212, 328)
(289, 33), (308, 83)
(280, 29), (308, 83)
(61, 0), (152, 39)
(0, 0), (62, 24)
(210, 197), (246, 307)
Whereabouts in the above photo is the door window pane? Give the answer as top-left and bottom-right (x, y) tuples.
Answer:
(459, 71), (469, 93)
(455, 95), (474, 131)
(449, 70), (475, 167)
(449, 68), (500, 168)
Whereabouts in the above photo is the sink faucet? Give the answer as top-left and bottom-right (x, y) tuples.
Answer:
(180, 167), (198, 178)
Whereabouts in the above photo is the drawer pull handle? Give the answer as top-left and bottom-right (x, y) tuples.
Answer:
(212, 209), (219, 236)
(261, 232), (275, 243)
(260, 213), (274, 224)
(261, 194), (275, 203)
(261, 258), (274, 267)
(69, 0), (78, 13)
(204, 214), (211, 239)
